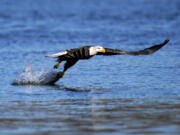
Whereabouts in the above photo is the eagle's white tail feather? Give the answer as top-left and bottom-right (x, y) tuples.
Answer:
(46, 51), (67, 58)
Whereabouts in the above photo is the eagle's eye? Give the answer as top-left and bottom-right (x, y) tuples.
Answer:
(97, 46), (102, 50)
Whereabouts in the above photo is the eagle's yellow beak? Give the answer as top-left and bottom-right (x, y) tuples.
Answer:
(98, 48), (106, 53)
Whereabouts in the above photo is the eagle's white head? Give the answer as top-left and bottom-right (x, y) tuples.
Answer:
(89, 46), (106, 56)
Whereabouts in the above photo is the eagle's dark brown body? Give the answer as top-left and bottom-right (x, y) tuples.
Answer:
(57, 46), (92, 62)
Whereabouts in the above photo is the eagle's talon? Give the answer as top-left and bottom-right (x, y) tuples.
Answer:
(58, 71), (64, 78)
(53, 63), (60, 69)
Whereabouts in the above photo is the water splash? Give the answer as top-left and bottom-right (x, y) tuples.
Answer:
(12, 66), (63, 85)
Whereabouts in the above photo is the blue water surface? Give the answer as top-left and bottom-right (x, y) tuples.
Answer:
(0, 0), (180, 134)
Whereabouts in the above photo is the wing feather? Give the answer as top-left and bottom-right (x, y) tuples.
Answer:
(97, 40), (169, 56)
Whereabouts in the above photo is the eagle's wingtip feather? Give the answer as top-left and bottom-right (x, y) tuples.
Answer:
(163, 39), (170, 45)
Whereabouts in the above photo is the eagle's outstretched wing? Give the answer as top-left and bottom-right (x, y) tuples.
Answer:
(97, 40), (169, 56)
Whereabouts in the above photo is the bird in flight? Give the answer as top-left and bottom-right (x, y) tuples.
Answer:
(46, 40), (169, 77)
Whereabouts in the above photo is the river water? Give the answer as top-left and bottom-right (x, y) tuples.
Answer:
(0, 0), (180, 134)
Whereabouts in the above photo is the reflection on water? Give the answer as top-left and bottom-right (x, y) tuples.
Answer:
(0, 98), (179, 135)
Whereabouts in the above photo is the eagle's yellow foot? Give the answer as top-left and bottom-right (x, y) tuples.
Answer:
(53, 63), (60, 69)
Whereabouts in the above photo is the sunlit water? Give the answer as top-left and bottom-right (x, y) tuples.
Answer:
(0, 0), (180, 134)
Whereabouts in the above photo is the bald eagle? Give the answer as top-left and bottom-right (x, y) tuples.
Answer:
(46, 40), (169, 76)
